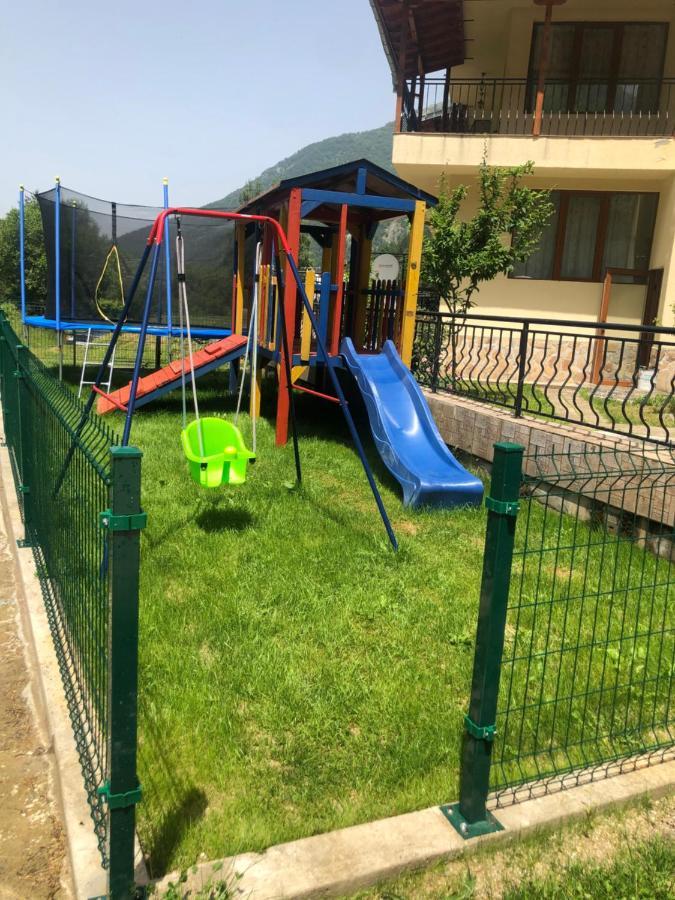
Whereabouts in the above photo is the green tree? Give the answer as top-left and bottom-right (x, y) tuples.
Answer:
(238, 178), (263, 206)
(298, 233), (315, 270)
(0, 198), (48, 307)
(422, 158), (554, 314)
(373, 216), (410, 258)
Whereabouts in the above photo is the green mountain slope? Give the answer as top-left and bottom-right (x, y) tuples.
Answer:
(207, 123), (394, 209)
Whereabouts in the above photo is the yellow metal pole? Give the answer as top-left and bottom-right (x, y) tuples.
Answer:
(300, 268), (314, 362)
(251, 366), (263, 419)
(400, 200), (425, 366)
(259, 262), (270, 348)
(234, 222), (246, 335)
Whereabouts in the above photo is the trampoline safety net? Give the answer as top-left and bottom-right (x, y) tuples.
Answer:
(36, 186), (235, 331)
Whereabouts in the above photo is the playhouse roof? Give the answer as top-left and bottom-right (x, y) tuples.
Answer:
(237, 158), (437, 218)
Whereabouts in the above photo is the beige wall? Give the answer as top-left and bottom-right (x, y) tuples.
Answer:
(392, 134), (675, 183)
(394, 155), (675, 328)
(457, 276), (644, 328)
(650, 175), (675, 327)
(412, 172), (674, 328)
(391, 1), (675, 329)
(453, 0), (675, 80)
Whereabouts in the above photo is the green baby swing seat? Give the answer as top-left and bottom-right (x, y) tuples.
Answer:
(181, 417), (255, 488)
(175, 225), (259, 490)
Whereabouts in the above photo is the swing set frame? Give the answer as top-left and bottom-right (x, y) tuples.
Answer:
(58, 208), (399, 550)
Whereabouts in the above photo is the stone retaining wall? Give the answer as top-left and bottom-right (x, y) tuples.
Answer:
(425, 390), (674, 537)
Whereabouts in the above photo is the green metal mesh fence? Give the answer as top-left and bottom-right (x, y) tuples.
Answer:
(0, 320), (23, 514)
(0, 312), (119, 864)
(492, 445), (674, 803)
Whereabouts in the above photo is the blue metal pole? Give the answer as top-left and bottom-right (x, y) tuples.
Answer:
(54, 177), (61, 331)
(163, 178), (172, 336)
(273, 237), (398, 552)
(54, 177), (63, 378)
(53, 241), (154, 496)
(274, 279), (302, 484)
(18, 185), (26, 322)
(70, 201), (77, 317)
(122, 242), (162, 446)
(318, 272), (331, 346)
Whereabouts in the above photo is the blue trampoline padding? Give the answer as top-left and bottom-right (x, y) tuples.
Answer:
(341, 337), (484, 510)
(23, 315), (231, 340)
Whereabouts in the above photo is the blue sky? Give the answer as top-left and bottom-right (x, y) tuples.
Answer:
(2, 0), (393, 214)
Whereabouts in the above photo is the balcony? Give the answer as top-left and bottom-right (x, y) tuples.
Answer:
(401, 77), (675, 138)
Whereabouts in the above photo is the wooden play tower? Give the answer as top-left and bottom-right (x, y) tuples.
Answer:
(233, 159), (437, 444)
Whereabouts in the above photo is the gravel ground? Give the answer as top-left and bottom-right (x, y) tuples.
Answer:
(0, 512), (69, 899)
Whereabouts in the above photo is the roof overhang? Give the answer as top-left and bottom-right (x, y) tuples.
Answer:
(369, 0), (466, 86)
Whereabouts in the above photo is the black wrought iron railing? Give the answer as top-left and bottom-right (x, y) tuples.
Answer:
(401, 77), (675, 137)
(362, 279), (404, 352)
(413, 312), (675, 446)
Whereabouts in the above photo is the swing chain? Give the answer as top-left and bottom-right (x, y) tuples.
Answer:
(234, 241), (260, 455)
(175, 216), (205, 457)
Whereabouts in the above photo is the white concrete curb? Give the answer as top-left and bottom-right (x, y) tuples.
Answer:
(155, 759), (675, 898)
(0, 438), (108, 899)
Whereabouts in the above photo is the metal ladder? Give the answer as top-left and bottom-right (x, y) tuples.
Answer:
(78, 329), (116, 399)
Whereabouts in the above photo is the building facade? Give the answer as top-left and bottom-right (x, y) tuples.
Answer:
(370, 0), (675, 330)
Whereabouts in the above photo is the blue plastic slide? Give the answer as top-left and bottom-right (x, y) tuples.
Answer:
(341, 338), (484, 509)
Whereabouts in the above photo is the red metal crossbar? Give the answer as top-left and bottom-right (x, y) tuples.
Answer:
(146, 208), (293, 255)
(292, 383), (343, 405)
(92, 385), (128, 412)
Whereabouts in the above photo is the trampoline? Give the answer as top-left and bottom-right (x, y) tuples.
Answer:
(18, 180), (238, 341)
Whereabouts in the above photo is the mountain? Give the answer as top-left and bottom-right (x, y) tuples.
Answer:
(207, 123), (394, 209)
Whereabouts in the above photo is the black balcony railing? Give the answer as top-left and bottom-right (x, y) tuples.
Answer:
(401, 77), (675, 137)
(412, 312), (675, 447)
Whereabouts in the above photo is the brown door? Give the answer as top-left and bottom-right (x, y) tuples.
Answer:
(638, 267), (663, 368)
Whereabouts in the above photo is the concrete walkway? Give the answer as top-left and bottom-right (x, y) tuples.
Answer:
(154, 759), (675, 898)
(0, 503), (70, 899)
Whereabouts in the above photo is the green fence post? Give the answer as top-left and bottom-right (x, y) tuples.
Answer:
(14, 345), (32, 546)
(0, 312), (7, 431)
(0, 312), (14, 448)
(102, 446), (145, 898)
(442, 441), (523, 838)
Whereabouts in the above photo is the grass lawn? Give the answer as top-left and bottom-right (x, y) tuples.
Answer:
(578, 386), (675, 434)
(126, 373), (489, 876)
(448, 376), (675, 437)
(502, 838), (674, 900)
(355, 794), (675, 899)
(116, 368), (672, 877)
(8, 315), (671, 878)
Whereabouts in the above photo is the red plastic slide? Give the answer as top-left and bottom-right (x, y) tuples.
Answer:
(96, 334), (247, 415)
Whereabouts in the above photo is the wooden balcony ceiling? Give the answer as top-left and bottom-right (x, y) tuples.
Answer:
(369, 0), (466, 81)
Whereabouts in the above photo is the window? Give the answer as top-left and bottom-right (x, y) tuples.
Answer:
(513, 193), (560, 280)
(512, 191), (658, 283)
(602, 194), (659, 279)
(527, 22), (668, 115)
(560, 195), (601, 280)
